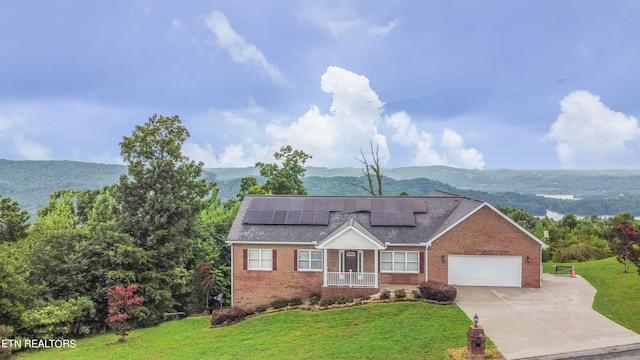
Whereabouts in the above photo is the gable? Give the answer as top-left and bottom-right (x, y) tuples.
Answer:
(316, 219), (385, 250)
(426, 203), (548, 248)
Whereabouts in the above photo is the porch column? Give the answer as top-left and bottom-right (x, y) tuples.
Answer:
(323, 248), (328, 286)
(374, 249), (379, 288)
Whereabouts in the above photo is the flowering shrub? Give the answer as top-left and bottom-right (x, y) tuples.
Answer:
(107, 285), (144, 342)
(613, 223), (640, 273)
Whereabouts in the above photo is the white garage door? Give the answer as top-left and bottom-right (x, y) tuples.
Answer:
(448, 255), (521, 287)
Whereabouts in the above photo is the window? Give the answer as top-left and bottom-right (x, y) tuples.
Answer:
(381, 251), (420, 273)
(247, 249), (273, 270)
(297, 250), (323, 271)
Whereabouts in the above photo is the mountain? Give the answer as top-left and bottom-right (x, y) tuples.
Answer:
(2, 159), (640, 219)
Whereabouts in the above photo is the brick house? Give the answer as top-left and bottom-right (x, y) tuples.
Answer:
(227, 191), (547, 308)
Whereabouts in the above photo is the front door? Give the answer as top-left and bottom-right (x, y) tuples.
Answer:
(344, 250), (358, 272)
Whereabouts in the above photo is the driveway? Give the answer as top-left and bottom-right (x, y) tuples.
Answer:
(455, 273), (640, 359)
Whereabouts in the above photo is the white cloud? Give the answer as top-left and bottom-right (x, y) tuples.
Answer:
(185, 66), (483, 169)
(265, 66), (390, 167)
(546, 90), (640, 168)
(368, 19), (399, 35)
(13, 133), (51, 160)
(205, 11), (290, 87)
(171, 18), (183, 32)
(386, 112), (485, 169)
(183, 140), (271, 168)
(441, 129), (485, 169)
(297, 4), (397, 38)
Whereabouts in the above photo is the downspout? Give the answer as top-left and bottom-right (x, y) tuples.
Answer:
(230, 243), (234, 306)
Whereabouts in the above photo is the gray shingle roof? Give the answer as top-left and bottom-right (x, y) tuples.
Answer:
(227, 190), (485, 245)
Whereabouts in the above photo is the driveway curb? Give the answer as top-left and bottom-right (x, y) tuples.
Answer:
(520, 343), (640, 359)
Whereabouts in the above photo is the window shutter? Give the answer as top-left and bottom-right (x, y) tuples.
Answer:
(272, 249), (277, 271)
(419, 251), (425, 274)
(243, 249), (248, 270)
(293, 249), (298, 271)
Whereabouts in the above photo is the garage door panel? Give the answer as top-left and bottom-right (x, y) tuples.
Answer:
(448, 255), (521, 287)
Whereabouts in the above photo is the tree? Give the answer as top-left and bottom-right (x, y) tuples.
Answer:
(613, 223), (640, 273)
(255, 145), (311, 195)
(118, 114), (212, 325)
(0, 196), (30, 243)
(355, 140), (384, 196)
(107, 284), (144, 342)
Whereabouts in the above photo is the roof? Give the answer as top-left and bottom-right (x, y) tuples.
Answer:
(227, 190), (504, 246)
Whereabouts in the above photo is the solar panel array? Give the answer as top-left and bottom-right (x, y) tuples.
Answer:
(243, 197), (427, 226)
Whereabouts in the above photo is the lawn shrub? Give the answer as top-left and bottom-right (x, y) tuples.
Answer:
(553, 242), (610, 263)
(309, 292), (321, 305)
(411, 290), (421, 299)
(336, 295), (353, 304)
(20, 297), (96, 339)
(318, 298), (335, 307)
(418, 281), (457, 303)
(210, 307), (247, 326)
(358, 294), (370, 301)
(394, 289), (407, 299)
(254, 304), (268, 313)
(288, 297), (303, 306)
(379, 289), (391, 300)
(270, 298), (289, 309)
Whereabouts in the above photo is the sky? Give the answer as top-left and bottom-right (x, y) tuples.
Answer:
(1, 1), (640, 170)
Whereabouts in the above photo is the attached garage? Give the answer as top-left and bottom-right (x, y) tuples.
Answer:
(448, 255), (522, 287)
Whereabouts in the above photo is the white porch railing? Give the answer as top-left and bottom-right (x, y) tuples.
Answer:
(326, 271), (376, 287)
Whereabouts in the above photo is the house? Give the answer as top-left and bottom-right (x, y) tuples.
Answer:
(227, 191), (548, 308)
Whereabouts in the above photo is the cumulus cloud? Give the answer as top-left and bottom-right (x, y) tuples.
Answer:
(13, 133), (51, 160)
(385, 112), (485, 169)
(546, 90), (640, 168)
(205, 11), (290, 86)
(186, 66), (484, 169)
(183, 140), (271, 168)
(265, 66), (390, 167)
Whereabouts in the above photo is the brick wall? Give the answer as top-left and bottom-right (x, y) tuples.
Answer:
(232, 244), (324, 308)
(427, 206), (542, 288)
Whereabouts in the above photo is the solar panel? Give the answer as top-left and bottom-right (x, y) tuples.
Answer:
(243, 196), (426, 226)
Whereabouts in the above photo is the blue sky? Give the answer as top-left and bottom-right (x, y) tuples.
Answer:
(1, 1), (640, 170)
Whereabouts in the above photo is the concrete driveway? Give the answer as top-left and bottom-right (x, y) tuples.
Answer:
(455, 273), (640, 359)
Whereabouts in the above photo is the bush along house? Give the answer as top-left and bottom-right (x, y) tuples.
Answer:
(226, 190), (547, 308)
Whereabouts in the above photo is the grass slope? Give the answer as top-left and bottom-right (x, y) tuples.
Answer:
(544, 257), (640, 334)
(17, 302), (473, 360)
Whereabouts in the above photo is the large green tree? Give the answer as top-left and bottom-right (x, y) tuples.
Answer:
(0, 196), (30, 243)
(117, 114), (212, 325)
(255, 145), (311, 195)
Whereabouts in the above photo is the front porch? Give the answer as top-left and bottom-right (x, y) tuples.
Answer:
(326, 271), (377, 287)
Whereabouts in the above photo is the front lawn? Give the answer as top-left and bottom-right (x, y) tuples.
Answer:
(17, 302), (473, 360)
(544, 257), (640, 334)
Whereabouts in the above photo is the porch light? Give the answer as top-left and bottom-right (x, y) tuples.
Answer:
(526, 256), (531, 263)
(473, 313), (479, 327)
(441, 255), (446, 263)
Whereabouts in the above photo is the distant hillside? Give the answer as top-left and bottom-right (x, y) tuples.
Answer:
(2, 159), (640, 219)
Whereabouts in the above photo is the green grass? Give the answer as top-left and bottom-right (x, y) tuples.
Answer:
(544, 257), (640, 334)
(17, 302), (473, 360)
